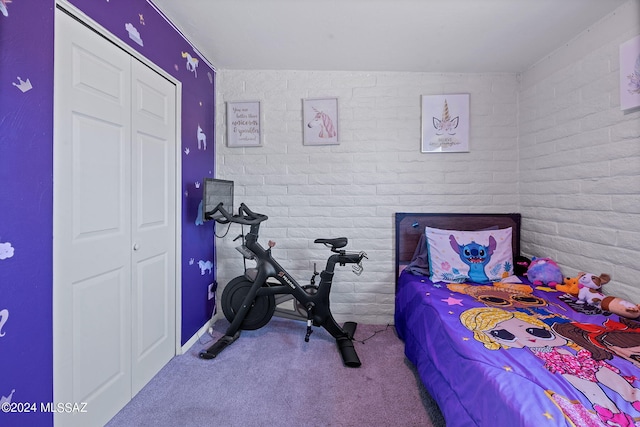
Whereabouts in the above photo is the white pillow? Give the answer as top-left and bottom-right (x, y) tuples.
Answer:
(425, 226), (514, 283)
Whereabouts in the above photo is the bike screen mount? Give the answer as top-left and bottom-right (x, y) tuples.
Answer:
(202, 178), (234, 221)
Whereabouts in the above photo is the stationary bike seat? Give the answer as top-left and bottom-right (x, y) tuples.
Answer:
(314, 237), (348, 249)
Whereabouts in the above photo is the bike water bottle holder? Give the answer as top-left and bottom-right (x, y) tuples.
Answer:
(352, 262), (364, 276)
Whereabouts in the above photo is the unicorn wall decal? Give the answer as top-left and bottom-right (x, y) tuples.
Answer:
(0, 308), (9, 337)
(197, 125), (207, 150)
(0, 0), (11, 17)
(307, 107), (336, 139)
(181, 51), (199, 77)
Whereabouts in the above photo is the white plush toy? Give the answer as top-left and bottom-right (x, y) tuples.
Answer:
(576, 273), (610, 306)
(576, 272), (640, 318)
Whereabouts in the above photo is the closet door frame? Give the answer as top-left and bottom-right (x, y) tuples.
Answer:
(54, 0), (183, 355)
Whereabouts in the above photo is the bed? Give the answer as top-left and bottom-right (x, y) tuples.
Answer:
(394, 212), (640, 427)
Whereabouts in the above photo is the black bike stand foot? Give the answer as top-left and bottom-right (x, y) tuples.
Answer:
(342, 321), (357, 339)
(337, 322), (361, 368)
(199, 332), (240, 359)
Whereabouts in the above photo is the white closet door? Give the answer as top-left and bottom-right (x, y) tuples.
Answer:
(54, 9), (176, 427)
(130, 58), (176, 395)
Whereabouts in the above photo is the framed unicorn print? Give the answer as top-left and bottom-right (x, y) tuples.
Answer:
(226, 101), (262, 147)
(620, 35), (640, 111)
(303, 97), (339, 146)
(421, 93), (470, 153)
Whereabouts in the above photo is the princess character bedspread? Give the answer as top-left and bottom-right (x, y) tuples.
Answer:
(395, 272), (640, 427)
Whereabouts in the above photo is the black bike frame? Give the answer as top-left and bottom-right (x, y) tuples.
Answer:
(199, 203), (363, 367)
(228, 219), (362, 340)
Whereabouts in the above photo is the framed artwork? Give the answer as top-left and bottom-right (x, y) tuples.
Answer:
(303, 97), (339, 145)
(226, 101), (262, 147)
(421, 94), (470, 153)
(620, 35), (640, 111)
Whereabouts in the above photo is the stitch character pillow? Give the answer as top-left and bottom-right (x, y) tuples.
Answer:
(425, 226), (514, 283)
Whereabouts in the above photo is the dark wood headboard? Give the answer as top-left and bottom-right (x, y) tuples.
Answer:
(395, 212), (521, 288)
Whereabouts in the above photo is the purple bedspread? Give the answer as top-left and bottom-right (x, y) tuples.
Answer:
(395, 271), (640, 427)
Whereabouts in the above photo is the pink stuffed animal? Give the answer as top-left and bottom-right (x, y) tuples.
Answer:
(526, 257), (563, 287)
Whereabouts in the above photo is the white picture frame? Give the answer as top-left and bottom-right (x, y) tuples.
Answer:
(303, 97), (339, 146)
(620, 35), (640, 111)
(226, 101), (262, 147)
(421, 94), (470, 153)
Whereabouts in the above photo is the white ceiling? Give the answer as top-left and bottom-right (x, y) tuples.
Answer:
(151, 0), (629, 73)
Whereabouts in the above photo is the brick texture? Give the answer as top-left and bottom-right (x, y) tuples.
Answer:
(215, 71), (519, 324)
(214, 1), (640, 323)
(519, 0), (640, 303)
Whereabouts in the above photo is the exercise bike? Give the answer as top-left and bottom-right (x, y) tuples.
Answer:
(198, 202), (367, 367)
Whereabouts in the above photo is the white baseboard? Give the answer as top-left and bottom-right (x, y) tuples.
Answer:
(180, 318), (214, 354)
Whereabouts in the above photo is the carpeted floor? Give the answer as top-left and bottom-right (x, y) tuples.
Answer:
(106, 317), (445, 427)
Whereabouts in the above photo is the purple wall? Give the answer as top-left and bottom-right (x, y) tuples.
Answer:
(0, 1), (55, 425)
(0, 1), (216, 424)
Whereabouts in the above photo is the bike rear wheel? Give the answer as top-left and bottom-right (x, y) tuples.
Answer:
(221, 276), (275, 330)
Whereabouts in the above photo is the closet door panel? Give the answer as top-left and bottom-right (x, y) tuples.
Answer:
(54, 9), (132, 427)
(130, 58), (177, 396)
(55, 10), (178, 425)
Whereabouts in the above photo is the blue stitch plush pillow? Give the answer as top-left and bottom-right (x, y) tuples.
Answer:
(425, 226), (514, 283)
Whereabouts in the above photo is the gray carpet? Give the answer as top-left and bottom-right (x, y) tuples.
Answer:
(106, 317), (446, 427)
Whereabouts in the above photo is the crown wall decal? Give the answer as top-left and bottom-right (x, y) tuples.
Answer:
(12, 76), (32, 93)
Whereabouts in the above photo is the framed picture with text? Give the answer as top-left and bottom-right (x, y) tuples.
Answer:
(226, 101), (262, 147)
(421, 94), (469, 153)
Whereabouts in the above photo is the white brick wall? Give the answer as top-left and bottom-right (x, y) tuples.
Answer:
(214, 1), (640, 325)
(215, 71), (519, 324)
(519, 0), (640, 303)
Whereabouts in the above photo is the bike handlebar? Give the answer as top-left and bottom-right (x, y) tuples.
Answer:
(208, 203), (365, 267)
(207, 202), (268, 226)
